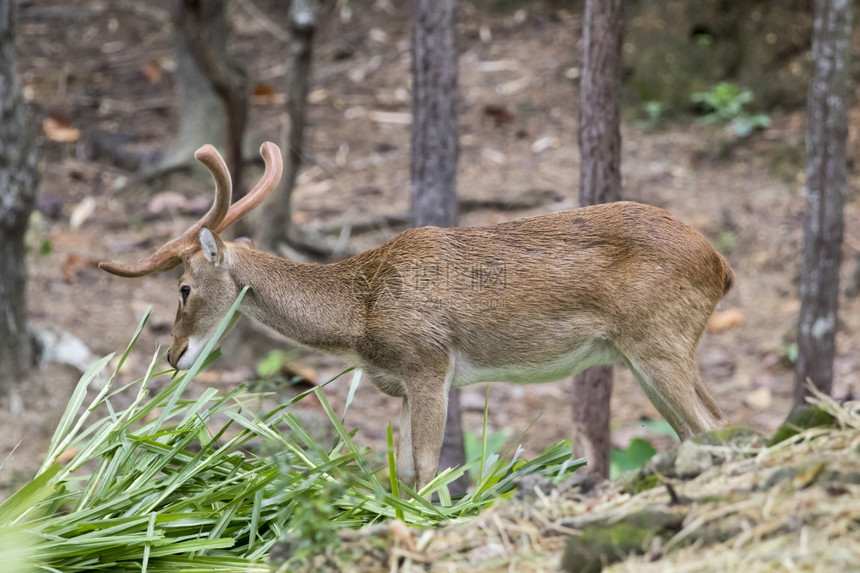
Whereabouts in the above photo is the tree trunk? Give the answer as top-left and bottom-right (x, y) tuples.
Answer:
(262, 0), (321, 252)
(572, 0), (623, 479)
(410, 0), (468, 495)
(175, 0), (249, 194)
(0, 0), (39, 393)
(166, 0), (229, 171)
(795, 0), (852, 404)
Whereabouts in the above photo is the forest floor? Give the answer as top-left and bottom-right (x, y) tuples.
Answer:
(3, 0), (860, 507)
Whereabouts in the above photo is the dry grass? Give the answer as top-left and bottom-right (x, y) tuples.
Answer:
(333, 389), (860, 572)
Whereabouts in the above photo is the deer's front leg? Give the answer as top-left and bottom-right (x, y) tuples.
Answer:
(405, 380), (449, 490)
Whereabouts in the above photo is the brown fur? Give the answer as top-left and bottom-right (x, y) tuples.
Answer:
(164, 201), (733, 488)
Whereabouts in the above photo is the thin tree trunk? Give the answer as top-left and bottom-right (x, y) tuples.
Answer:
(572, 0), (623, 479)
(411, 0), (468, 495)
(411, 0), (459, 229)
(795, 0), (852, 404)
(0, 0), (39, 392)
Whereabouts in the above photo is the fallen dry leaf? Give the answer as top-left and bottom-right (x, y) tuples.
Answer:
(368, 110), (412, 124)
(43, 114), (81, 142)
(483, 103), (514, 126)
(743, 386), (773, 410)
(251, 83), (285, 105)
(779, 299), (801, 314)
(793, 461), (824, 489)
(61, 253), (87, 283)
(281, 361), (317, 386)
(708, 308), (746, 332)
(308, 88), (329, 104)
(69, 196), (96, 229)
(142, 60), (163, 84)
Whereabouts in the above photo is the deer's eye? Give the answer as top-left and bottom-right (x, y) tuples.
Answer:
(180, 285), (191, 304)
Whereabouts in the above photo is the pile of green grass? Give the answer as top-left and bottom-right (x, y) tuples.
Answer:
(0, 291), (584, 572)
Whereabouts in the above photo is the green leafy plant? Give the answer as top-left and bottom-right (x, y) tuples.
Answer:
(251, 348), (304, 393)
(256, 349), (288, 380)
(610, 438), (657, 478)
(637, 100), (667, 131)
(464, 429), (511, 481)
(637, 419), (679, 440)
(0, 289), (586, 571)
(691, 82), (771, 137)
(25, 211), (52, 256)
(779, 342), (799, 367)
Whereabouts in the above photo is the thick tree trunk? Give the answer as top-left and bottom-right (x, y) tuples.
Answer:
(0, 0), (39, 392)
(168, 0), (229, 169)
(262, 0), (320, 252)
(572, 0), (623, 479)
(175, 0), (249, 194)
(795, 0), (852, 404)
(411, 0), (468, 495)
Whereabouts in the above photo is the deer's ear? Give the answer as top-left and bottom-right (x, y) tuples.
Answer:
(199, 227), (227, 267)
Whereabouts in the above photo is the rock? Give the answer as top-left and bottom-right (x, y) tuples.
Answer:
(644, 448), (678, 476)
(674, 441), (714, 479)
(696, 426), (763, 448)
(30, 325), (100, 376)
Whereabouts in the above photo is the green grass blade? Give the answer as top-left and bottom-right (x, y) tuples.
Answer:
(0, 463), (61, 526)
(386, 424), (403, 520)
(42, 353), (114, 471)
(342, 369), (362, 420)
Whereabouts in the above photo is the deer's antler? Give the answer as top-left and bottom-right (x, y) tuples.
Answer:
(99, 142), (283, 277)
(216, 141), (283, 233)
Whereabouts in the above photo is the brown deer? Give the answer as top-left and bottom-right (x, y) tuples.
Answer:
(100, 142), (734, 488)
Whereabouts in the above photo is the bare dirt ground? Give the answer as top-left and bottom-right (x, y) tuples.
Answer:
(3, 0), (859, 492)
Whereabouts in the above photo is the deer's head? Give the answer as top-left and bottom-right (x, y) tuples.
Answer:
(100, 143), (283, 369)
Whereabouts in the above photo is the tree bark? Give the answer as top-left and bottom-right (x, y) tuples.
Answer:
(0, 0), (39, 392)
(411, 0), (459, 230)
(572, 0), (623, 479)
(795, 0), (852, 404)
(410, 0), (468, 495)
(262, 0), (322, 252)
(175, 0), (249, 194)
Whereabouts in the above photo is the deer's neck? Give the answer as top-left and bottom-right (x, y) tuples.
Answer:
(230, 250), (363, 354)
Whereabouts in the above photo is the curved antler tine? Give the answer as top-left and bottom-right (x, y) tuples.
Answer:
(215, 142), (283, 233)
(99, 144), (236, 277)
(98, 249), (183, 277)
(194, 144), (233, 231)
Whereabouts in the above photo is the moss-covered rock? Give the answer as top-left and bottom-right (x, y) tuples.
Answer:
(560, 510), (683, 573)
(768, 405), (838, 446)
(674, 441), (715, 479)
(699, 426), (763, 446)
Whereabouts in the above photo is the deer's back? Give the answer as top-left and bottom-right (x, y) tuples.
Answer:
(349, 201), (732, 371)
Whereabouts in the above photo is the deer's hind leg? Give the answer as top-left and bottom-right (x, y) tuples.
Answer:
(620, 344), (725, 441)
